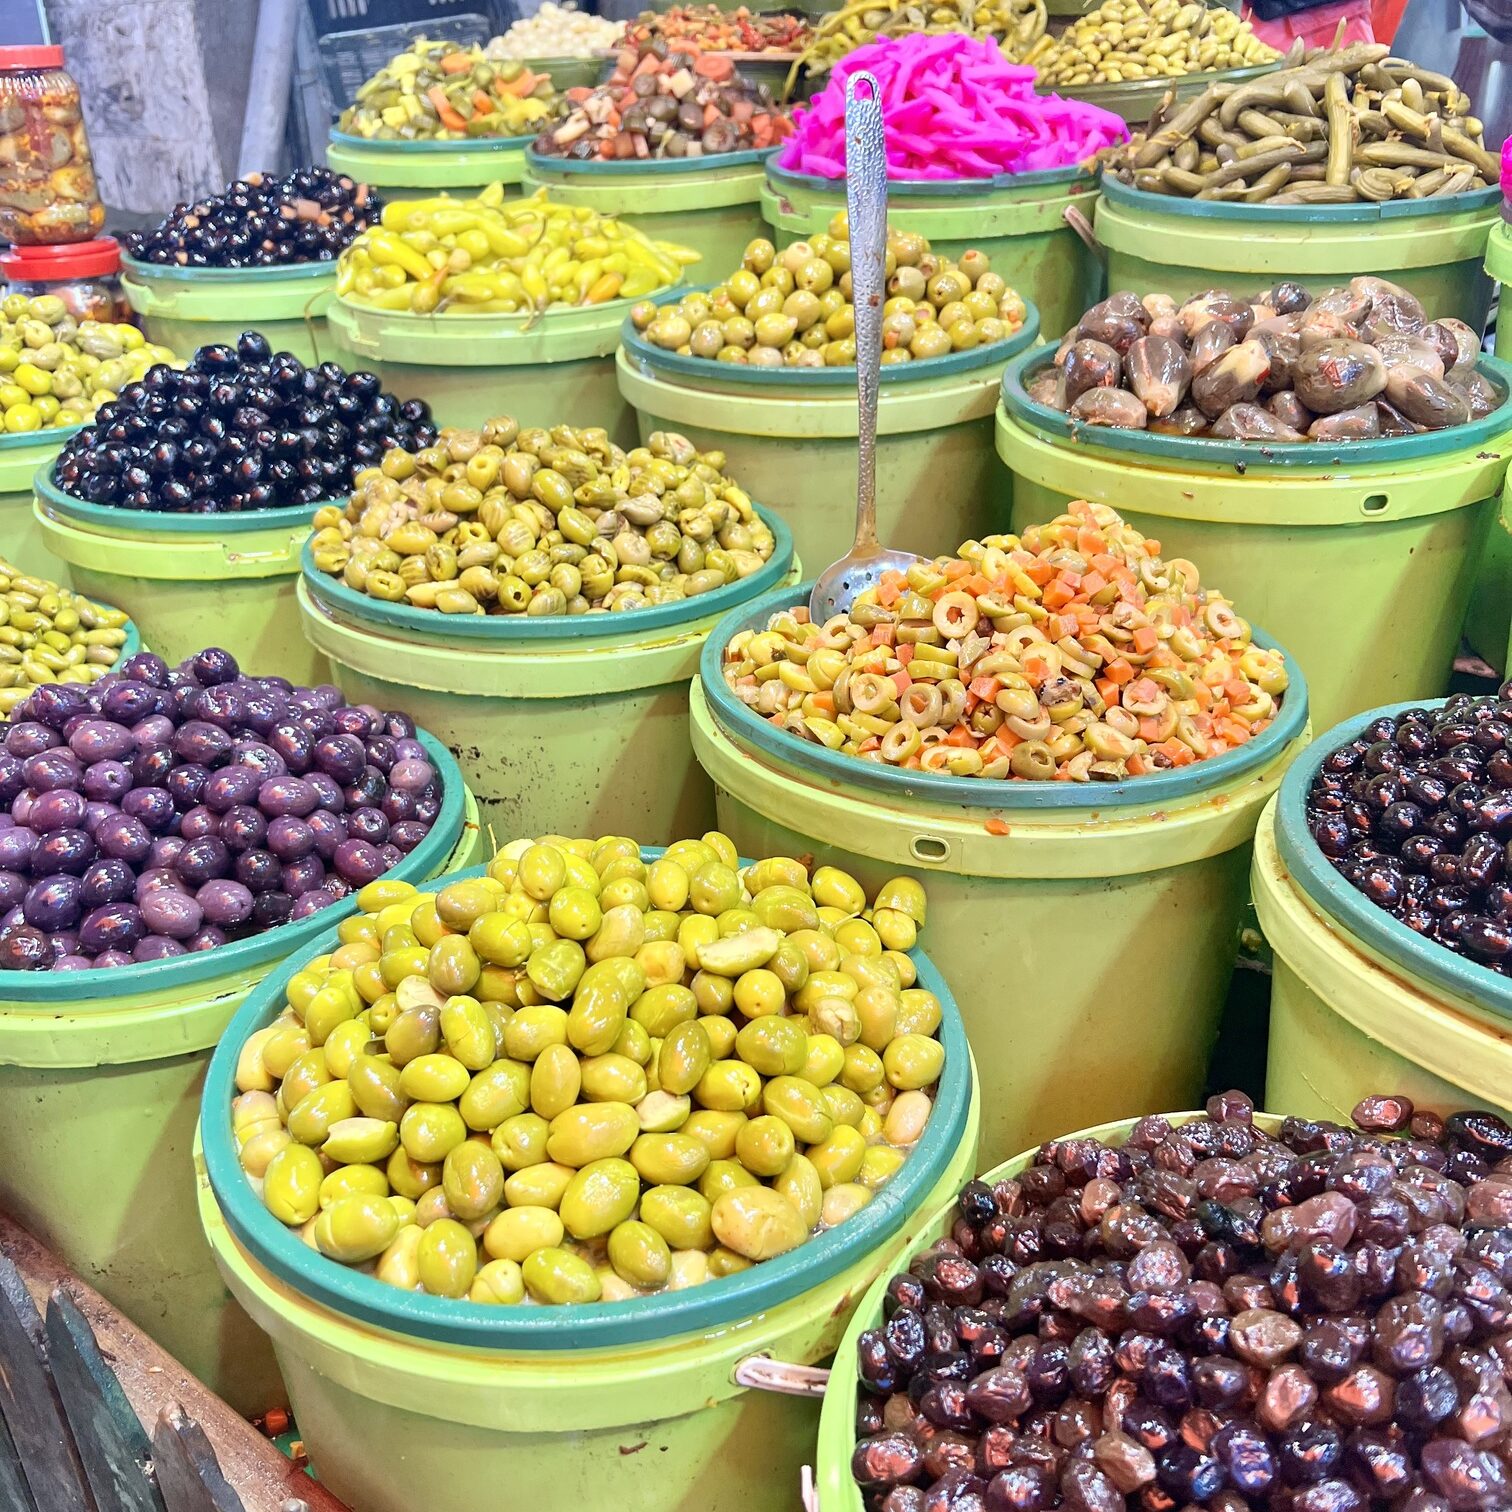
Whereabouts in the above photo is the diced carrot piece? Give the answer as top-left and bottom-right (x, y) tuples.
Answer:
(896, 643), (914, 667)
(1224, 678), (1250, 702)
(871, 623), (896, 648)
(473, 88), (495, 114)
(694, 51), (735, 80)
(1022, 654), (1052, 682)
(1077, 527), (1102, 555)
(730, 98), (754, 122)
(876, 577), (902, 608)
(1095, 678), (1118, 707)
(496, 69), (540, 97)
(1104, 659), (1135, 686)
(857, 736), (881, 753)
(1023, 560), (1054, 585)
(985, 818), (1011, 836)
(1080, 571), (1107, 597)
(426, 86), (468, 131)
(969, 676), (1001, 701)
(1132, 625), (1159, 655)
(810, 692), (835, 714)
(1138, 717), (1162, 742)
(943, 558), (972, 581)
(891, 669), (912, 695)
(440, 51), (474, 73)
(1127, 755), (1148, 777)
(1041, 581), (1074, 611)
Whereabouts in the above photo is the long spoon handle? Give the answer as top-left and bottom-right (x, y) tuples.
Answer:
(845, 71), (886, 554)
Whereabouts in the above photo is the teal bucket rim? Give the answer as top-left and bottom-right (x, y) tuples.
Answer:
(121, 255), (339, 286)
(1043, 59), (1279, 109)
(329, 130), (535, 155)
(0, 729), (465, 1003)
(36, 465), (320, 537)
(1097, 171), (1502, 225)
(1002, 346), (1512, 467)
(524, 143), (778, 177)
(1276, 696), (1512, 1026)
(620, 285), (1040, 389)
(699, 581), (1308, 811)
(766, 158), (1094, 198)
(0, 422), (81, 456)
(199, 850), (973, 1350)
(299, 502), (794, 641)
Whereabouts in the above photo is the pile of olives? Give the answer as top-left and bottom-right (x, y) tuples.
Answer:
(232, 833), (946, 1305)
(311, 420), (776, 617)
(629, 215), (1027, 370)
(0, 294), (179, 436)
(0, 558), (131, 718)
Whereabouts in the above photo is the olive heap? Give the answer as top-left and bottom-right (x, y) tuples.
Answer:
(722, 500), (1288, 782)
(851, 1090), (1512, 1512)
(311, 421), (776, 617)
(630, 217), (1028, 369)
(52, 331), (435, 515)
(0, 648), (446, 972)
(124, 168), (381, 269)
(233, 835), (944, 1305)
(1035, 280), (1498, 441)
(0, 558), (131, 718)
(1306, 689), (1512, 973)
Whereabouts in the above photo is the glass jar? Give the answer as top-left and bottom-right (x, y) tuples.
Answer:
(0, 45), (106, 245)
(0, 236), (129, 322)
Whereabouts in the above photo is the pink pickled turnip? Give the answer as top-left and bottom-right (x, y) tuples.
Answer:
(779, 33), (1127, 181)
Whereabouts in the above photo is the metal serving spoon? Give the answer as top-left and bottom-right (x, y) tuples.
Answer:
(806, 71), (929, 624)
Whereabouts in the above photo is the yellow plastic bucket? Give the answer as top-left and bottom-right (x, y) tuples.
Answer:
(1467, 221), (1512, 670)
(121, 256), (336, 367)
(0, 427), (78, 582)
(327, 132), (532, 204)
(761, 162), (1100, 343)
(692, 582), (1312, 1169)
(32, 467), (329, 686)
(616, 304), (1039, 571)
(997, 346), (1512, 735)
(1255, 699), (1512, 1124)
(298, 513), (797, 847)
(196, 868), (979, 1512)
(813, 1110), (1287, 1512)
(522, 147), (771, 275)
(326, 293), (648, 447)
(0, 741), (479, 1416)
(1093, 177), (1501, 337)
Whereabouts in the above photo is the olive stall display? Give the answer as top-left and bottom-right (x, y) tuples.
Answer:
(1306, 688), (1512, 974)
(0, 557), (130, 716)
(849, 1089), (1512, 1512)
(0, 646), (451, 971)
(628, 219), (1028, 369)
(0, 294), (180, 436)
(123, 168), (382, 270)
(335, 189), (697, 314)
(1107, 40), (1497, 204)
(50, 331), (435, 515)
(533, 41), (793, 161)
(230, 833), (946, 1304)
(310, 419), (776, 617)
(721, 499), (1289, 781)
(339, 39), (562, 142)
(1032, 280), (1496, 440)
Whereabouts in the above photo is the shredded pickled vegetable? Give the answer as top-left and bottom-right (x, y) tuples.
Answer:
(777, 33), (1127, 181)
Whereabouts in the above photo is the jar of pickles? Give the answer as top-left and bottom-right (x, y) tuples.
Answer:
(0, 46), (106, 246)
(0, 237), (127, 322)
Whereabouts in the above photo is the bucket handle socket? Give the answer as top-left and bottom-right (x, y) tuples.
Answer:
(909, 834), (952, 864)
(734, 1354), (831, 1397)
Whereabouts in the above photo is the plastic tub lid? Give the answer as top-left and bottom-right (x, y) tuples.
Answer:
(1002, 345), (1512, 468)
(1275, 698), (1512, 1027)
(699, 581), (1309, 812)
(1, 237), (120, 280)
(0, 45), (65, 70)
(200, 852), (974, 1350)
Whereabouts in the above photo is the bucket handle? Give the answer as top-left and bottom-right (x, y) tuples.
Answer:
(801, 1465), (819, 1512)
(1062, 205), (1104, 264)
(733, 1353), (831, 1397)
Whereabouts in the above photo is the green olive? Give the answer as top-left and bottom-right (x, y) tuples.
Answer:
(734, 1015), (807, 1078)
(773, 1153), (824, 1229)
(503, 1161), (575, 1211)
(657, 1018), (711, 1096)
(263, 1143), (323, 1226)
(442, 1141), (505, 1219)
(559, 1157), (640, 1239)
(417, 1218), (478, 1299)
(398, 1052), (470, 1104)
(459, 1059), (529, 1131)
(482, 1204), (564, 1263)
(523, 1246), (601, 1305)
(471, 1258), (526, 1305)
(734, 1114), (796, 1178)
(491, 1111), (550, 1170)
(629, 1131), (710, 1187)
(315, 1194), (401, 1264)
(400, 1101), (468, 1163)
(710, 1187), (808, 1261)
(762, 1075), (834, 1144)
(578, 1052), (647, 1104)
(545, 1101), (639, 1166)
(504, 1004), (570, 1061)
(699, 1158), (759, 1204)
(607, 1220), (672, 1289)
(322, 1116), (400, 1165)
(530, 1042), (582, 1119)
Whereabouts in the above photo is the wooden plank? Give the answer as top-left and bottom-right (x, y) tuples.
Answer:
(0, 1258), (94, 1512)
(0, 1213), (347, 1512)
(46, 1290), (165, 1512)
(153, 1406), (246, 1512)
(0, 1397), (39, 1512)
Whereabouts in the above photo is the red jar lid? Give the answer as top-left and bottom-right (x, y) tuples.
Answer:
(0, 236), (121, 282)
(0, 46), (66, 71)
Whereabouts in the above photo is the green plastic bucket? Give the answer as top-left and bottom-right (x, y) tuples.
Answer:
(762, 161), (1100, 346)
(327, 292), (650, 446)
(0, 739), (479, 1417)
(813, 1110), (1287, 1512)
(121, 256), (336, 367)
(0, 426), (78, 582)
(1043, 62), (1278, 127)
(692, 581), (1312, 1169)
(616, 302), (1039, 570)
(196, 859), (979, 1512)
(298, 512), (796, 847)
(1092, 176), (1501, 339)
(1466, 221), (1512, 670)
(33, 468), (331, 686)
(525, 55), (602, 93)
(327, 131), (532, 204)
(1256, 701), (1512, 1120)
(522, 147), (772, 277)
(1490, 219), (1512, 359)
(997, 346), (1512, 734)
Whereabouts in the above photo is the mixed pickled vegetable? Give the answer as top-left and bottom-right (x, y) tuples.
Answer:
(1034, 281), (1498, 440)
(630, 218), (1027, 368)
(721, 500), (1289, 782)
(232, 835), (946, 1304)
(0, 559), (130, 717)
(620, 7), (811, 56)
(336, 189), (697, 314)
(311, 421), (775, 618)
(340, 39), (561, 142)
(0, 57), (104, 245)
